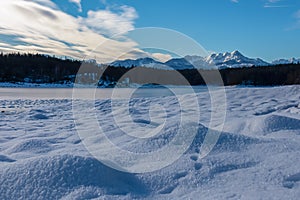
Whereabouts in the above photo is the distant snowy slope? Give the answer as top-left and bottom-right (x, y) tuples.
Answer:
(164, 57), (196, 70)
(272, 58), (300, 65)
(110, 57), (169, 70)
(111, 57), (158, 67)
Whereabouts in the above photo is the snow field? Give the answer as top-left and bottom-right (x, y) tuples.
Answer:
(0, 86), (299, 199)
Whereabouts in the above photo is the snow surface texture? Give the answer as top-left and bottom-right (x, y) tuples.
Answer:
(0, 86), (300, 199)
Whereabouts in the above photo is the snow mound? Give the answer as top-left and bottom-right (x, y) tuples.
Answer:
(8, 139), (52, 154)
(0, 154), (15, 163)
(28, 109), (50, 120)
(0, 155), (147, 200)
(283, 172), (300, 189)
(188, 124), (260, 153)
(30, 113), (49, 120)
(233, 114), (300, 136)
(264, 115), (300, 133)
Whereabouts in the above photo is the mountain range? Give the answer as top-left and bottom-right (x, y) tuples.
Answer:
(109, 50), (300, 70)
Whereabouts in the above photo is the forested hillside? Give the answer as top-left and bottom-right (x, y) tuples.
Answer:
(0, 53), (299, 86)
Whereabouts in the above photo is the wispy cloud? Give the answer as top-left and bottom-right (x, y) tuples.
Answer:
(151, 53), (172, 62)
(264, 0), (289, 8)
(29, 0), (57, 9)
(290, 10), (300, 29)
(264, 4), (289, 8)
(268, 0), (280, 3)
(82, 6), (138, 37)
(281, 9), (300, 31)
(230, 0), (239, 3)
(69, 0), (82, 12)
(296, 10), (300, 18)
(0, 0), (145, 63)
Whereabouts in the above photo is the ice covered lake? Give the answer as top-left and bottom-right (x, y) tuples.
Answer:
(0, 86), (209, 99)
(0, 85), (300, 199)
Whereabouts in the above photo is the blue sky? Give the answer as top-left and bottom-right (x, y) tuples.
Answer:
(0, 0), (300, 62)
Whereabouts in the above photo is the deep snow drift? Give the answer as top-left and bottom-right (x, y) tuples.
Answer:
(0, 86), (300, 199)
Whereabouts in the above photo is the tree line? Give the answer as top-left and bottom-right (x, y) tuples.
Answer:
(0, 53), (299, 86)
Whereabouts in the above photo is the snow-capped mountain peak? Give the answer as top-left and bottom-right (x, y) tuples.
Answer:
(109, 51), (300, 70)
(110, 57), (160, 67)
(272, 58), (300, 65)
(231, 50), (243, 57)
(203, 50), (269, 69)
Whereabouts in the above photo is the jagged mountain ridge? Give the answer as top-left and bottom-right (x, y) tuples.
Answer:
(272, 58), (300, 65)
(109, 50), (273, 70)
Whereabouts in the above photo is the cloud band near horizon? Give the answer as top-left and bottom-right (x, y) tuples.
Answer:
(0, 0), (163, 63)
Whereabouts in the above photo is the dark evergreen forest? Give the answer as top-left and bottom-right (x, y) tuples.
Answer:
(0, 53), (299, 86)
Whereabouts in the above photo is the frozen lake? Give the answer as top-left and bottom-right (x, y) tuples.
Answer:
(0, 86), (209, 99)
